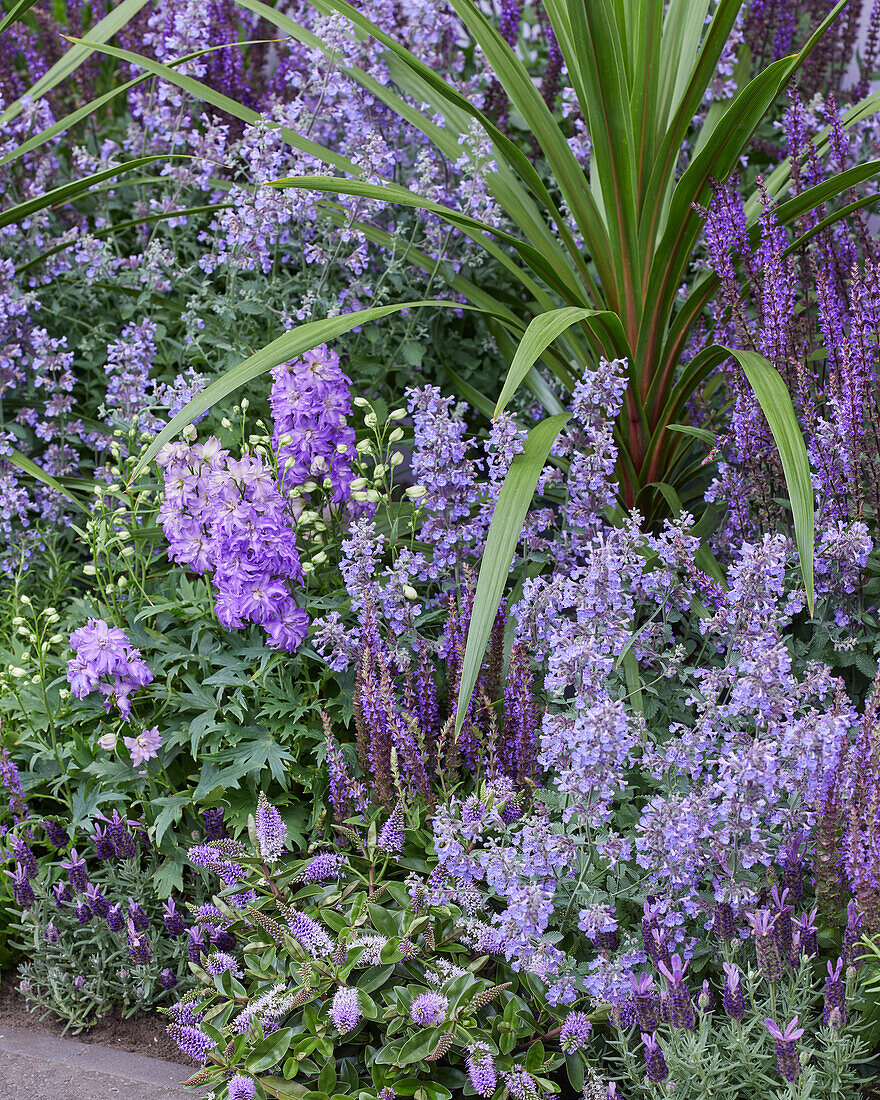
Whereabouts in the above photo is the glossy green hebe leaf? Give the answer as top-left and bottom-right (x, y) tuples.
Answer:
(247, 1027), (296, 1073)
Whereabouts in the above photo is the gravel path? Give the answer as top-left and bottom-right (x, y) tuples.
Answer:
(0, 1023), (191, 1100)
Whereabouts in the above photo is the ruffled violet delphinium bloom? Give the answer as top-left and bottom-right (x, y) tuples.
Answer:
(67, 620), (153, 718)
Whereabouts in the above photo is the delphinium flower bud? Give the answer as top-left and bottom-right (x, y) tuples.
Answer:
(7, 867), (34, 908)
(163, 898), (186, 937)
(167, 1023), (217, 1064)
(823, 958), (846, 1027)
(255, 792), (287, 861)
(127, 920), (152, 964)
(11, 837), (37, 878)
(330, 987), (362, 1034)
(466, 1043), (497, 1096)
(107, 903), (124, 932)
(128, 897), (150, 932)
(748, 909), (783, 982)
(159, 968), (178, 990)
(410, 992), (449, 1027)
(631, 973), (660, 1031)
(377, 803), (405, 855)
(60, 849), (89, 891)
(227, 1075), (256, 1100)
(203, 808), (227, 840)
(560, 1011), (592, 1052)
(722, 963), (745, 1020)
(657, 954), (695, 1030)
(642, 1033), (669, 1084)
(92, 824), (115, 861)
(764, 1017), (804, 1081)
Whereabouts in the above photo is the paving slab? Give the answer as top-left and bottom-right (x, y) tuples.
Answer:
(0, 1023), (193, 1100)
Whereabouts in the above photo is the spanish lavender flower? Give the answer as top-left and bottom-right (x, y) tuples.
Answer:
(0, 749), (28, 822)
(330, 987), (361, 1034)
(167, 1023), (217, 1064)
(227, 1076), (256, 1100)
(74, 899), (93, 925)
(44, 922), (59, 943)
(410, 992), (449, 1026)
(843, 901), (864, 968)
(187, 926), (207, 963)
(657, 954), (695, 1030)
(7, 866), (33, 908)
(163, 898), (186, 937)
(748, 909), (783, 982)
(158, 968), (178, 990)
(377, 803), (405, 855)
(642, 1032), (669, 1084)
(796, 909), (819, 959)
(85, 884), (110, 919)
(205, 951), (242, 978)
(52, 882), (71, 908)
(722, 962), (745, 1020)
(823, 958), (846, 1028)
(106, 903), (124, 933)
(60, 849), (89, 892)
(107, 810), (138, 860)
(41, 820), (68, 849)
(127, 920), (152, 964)
(466, 1043), (497, 1097)
(560, 1011), (592, 1052)
(127, 897), (150, 932)
(713, 900), (737, 939)
(765, 1017), (804, 1081)
(630, 973), (660, 1031)
(90, 824), (114, 860)
(255, 793), (287, 861)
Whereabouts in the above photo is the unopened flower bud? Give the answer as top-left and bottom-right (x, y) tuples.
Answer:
(365, 489), (381, 503)
(221, 418), (232, 429)
(406, 485), (427, 499)
(364, 412), (378, 428)
(388, 427), (404, 443)
(182, 424), (197, 443)
(313, 552), (327, 565)
(240, 397), (249, 411)
(353, 396), (370, 408)
(278, 433), (293, 446)
(350, 477), (368, 490)
(388, 408), (406, 420)
(83, 564), (97, 576)
(390, 451), (404, 466)
(9, 667), (25, 678)
(403, 585), (418, 600)
(98, 732), (118, 751)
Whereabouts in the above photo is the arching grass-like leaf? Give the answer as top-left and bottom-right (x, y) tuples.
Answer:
(454, 413), (570, 735)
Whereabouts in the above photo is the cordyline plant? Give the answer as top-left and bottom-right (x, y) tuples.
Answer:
(12, 5), (879, 701)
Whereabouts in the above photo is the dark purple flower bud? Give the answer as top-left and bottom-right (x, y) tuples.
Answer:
(202, 807), (227, 840)
(108, 811), (138, 860)
(92, 824), (115, 861)
(85, 883), (110, 919)
(106, 903), (124, 932)
(12, 837), (38, 879)
(630, 973), (660, 1032)
(642, 1032), (668, 1083)
(722, 962), (745, 1020)
(42, 820), (69, 849)
(765, 1017), (804, 1081)
(7, 866), (34, 908)
(163, 898), (186, 937)
(127, 920), (152, 964)
(187, 925), (207, 963)
(127, 897), (149, 932)
(212, 930), (236, 953)
(823, 958), (846, 1027)
(74, 899), (93, 925)
(748, 909), (783, 983)
(52, 882), (71, 908)
(158, 968), (178, 990)
(713, 901), (737, 940)
(60, 849), (89, 892)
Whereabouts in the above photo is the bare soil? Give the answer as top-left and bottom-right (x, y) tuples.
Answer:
(0, 969), (190, 1066)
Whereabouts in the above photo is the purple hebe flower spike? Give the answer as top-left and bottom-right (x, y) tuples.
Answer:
(466, 1043), (497, 1097)
(409, 992), (448, 1026)
(559, 1011), (592, 1052)
(255, 792), (287, 861)
(330, 987), (361, 1034)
